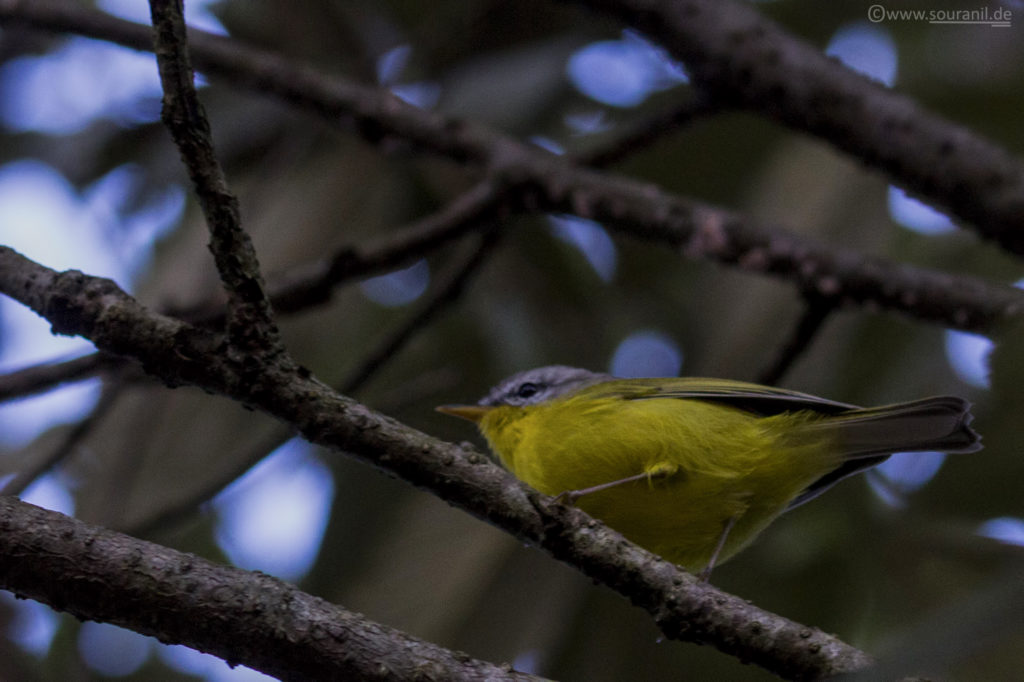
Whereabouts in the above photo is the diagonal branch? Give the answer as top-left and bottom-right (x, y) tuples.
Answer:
(0, 352), (116, 403)
(338, 230), (501, 394)
(567, 0), (1024, 255)
(0, 245), (874, 680)
(575, 91), (721, 168)
(512, 159), (1024, 333)
(148, 0), (279, 352)
(232, 179), (506, 319)
(756, 293), (835, 386)
(0, 380), (124, 497)
(0, 496), (542, 682)
(0, 180), (508, 404)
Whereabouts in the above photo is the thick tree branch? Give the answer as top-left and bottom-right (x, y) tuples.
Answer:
(148, 0), (279, 352)
(0, 2), (1021, 333)
(0, 496), (542, 682)
(0, 245), (874, 679)
(568, 0), (1024, 255)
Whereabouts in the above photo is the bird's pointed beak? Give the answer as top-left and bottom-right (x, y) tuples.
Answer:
(435, 404), (493, 423)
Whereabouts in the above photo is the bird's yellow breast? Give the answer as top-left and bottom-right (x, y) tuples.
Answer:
(478, 393), (840, 571)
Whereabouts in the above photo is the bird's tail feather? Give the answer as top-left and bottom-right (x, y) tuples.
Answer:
(804, 396), (982, 459)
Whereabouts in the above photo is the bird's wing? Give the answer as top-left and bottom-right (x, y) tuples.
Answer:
(595, 377), (859, 416)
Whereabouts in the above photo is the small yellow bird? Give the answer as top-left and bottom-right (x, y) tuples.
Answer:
(437, 366), (981, 578)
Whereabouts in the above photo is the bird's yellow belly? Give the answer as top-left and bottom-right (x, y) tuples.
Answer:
(479, 396), (837, 572)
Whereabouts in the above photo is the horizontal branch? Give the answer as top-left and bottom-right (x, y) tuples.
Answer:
(0, 496), (540, 681)
(0, 245), (874, 679)
(570, 0), (1024, 255)
(1, 2), (1018, 333)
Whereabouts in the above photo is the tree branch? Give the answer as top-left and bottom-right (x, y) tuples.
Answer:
(0, 245), (874, 679)
(0, 180), (508, 404)
(148, 0), (279, 352)
(0, 353), (115, 404)
(575, 91), (721, 168)
(513, 159), (1024, 333)
(131, 231), (502, 537)
(0, 496), (542, 682)
(756, 293), (835, 386)
(338, 230), (501, 394)
(216, 179), (507, 320)
(1, 2), (1020, 333)
(0, 380), (124, 497)
(567, 0), (1024, 255)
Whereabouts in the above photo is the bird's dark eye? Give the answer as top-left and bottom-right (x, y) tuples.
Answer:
(515, 382), (540, 399)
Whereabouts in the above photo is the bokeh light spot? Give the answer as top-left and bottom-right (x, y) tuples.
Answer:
(944, 330), (992, 389)
(0, 39), (162, 134)
(868, 451), (947, 507)
(214, 441), (334, 582)
(567, 31), (688, 108)
(360, 259), (430, 307)
(3, 594), (59, 656)
(21, 474), (76, 516)
(78, 622), (153, 677)
(826, 23), (898, 86)
(548, 215), (617, 282)
(610, 330), (683, 378)
(977, 517), (1024, 546)
(888, 186), (955, 234)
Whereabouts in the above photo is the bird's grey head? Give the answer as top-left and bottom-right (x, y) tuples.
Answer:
(479, 365), (611, 407)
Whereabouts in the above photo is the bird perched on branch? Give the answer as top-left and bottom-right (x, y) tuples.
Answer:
(438, 365), (981, 579)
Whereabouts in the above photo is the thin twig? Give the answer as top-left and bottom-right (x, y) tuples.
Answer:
(148, 0), (278, 350)
(756, 294), (835, 386)
(521, 166), (1024, 333)
(1, 379), (124, 496)
(0, 353), (114, 404)
(180, 179), (508, 322)
(576, 91), (720, 168)
(340, 230), (501, 394)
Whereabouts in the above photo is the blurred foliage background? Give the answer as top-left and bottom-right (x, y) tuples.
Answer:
(1, 0), (1023, 680)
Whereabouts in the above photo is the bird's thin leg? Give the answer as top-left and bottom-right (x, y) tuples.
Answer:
(554, 463), (677, 505)
(698, 515), (739, 582)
